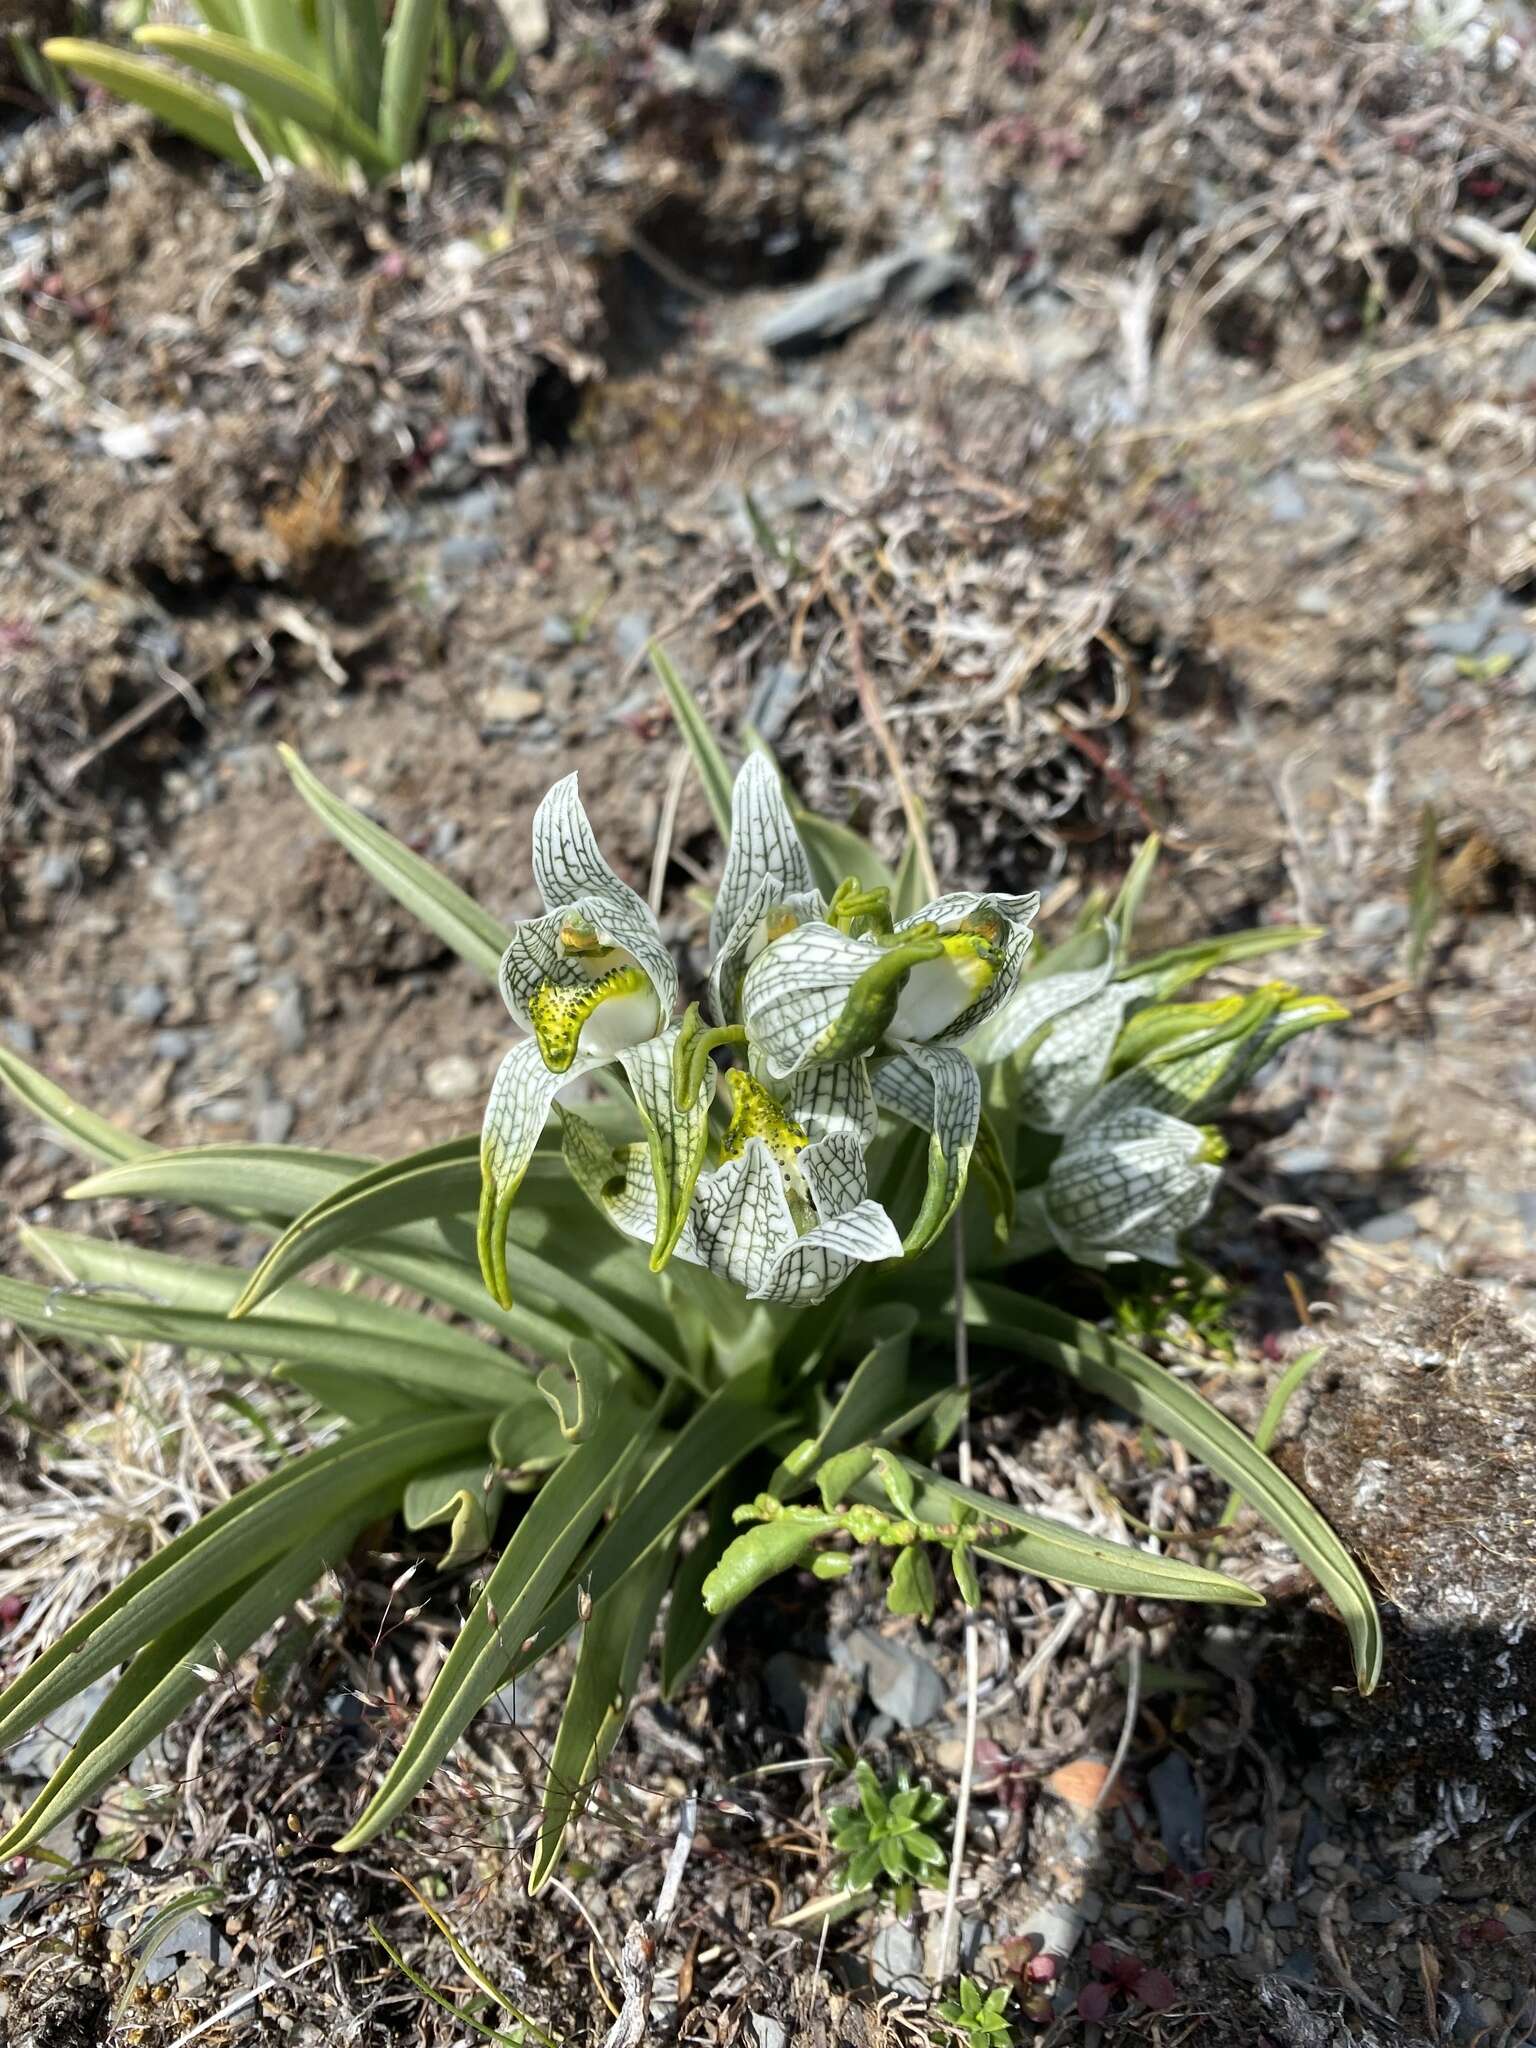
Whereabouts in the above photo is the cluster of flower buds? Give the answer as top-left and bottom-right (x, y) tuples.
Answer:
(477, 759), (1037, 1307)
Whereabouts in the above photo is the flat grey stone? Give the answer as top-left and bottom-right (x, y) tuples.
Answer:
(254, 1100), (295, 1145)
(757, 243), (968, 352)
(833, 1626), (947, 1729)
(1419, 617), (1491, 656)
(2, 1019), (38, 1054)
(1148, 1751), (1205, 1870)
(1396, 1870), (1442, 1904)
(749, 2015), (788, 2048)
(1352, 1890), (1402, 1926)
(125, 983), (168, 1024)
(269, 985), (307, 1055)
(871, 1918), (925, 1994)
(422, 1053), (481, 1103)
(153, 1029), (192, 1061)
(1356, 1209), (1420, 1245)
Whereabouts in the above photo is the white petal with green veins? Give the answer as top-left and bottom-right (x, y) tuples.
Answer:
(872, 1044), (981, 1255)
(967, 924), (1121, 1070)
(893, 890), (1039, 1045)
(478, 1038), (608, 1306)
(711, 753), (817, 954)
(742, 922), (938, 1077)
(757, 1196), (903, 1304)
(1044, 1106), (1219, 1267)
(616, 1025), (712, 1271)
(529, 775), (678, 1022)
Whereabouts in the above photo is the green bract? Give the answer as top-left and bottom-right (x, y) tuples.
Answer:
(44, 0), (441, 187)
(0, 664), (1381, 1879)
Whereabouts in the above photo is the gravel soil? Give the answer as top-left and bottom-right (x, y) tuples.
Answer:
(2, 1), (1535, 2040)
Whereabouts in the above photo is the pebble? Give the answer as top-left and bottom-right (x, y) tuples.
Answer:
(269, 985), (307, 1055)
(36, 851), (76, 892)
(832, 1625), (947, 1729)
(2, 1019), (38, 1054)
(1267, 1900), (1299, 1928)
(1148, 1751), (1205, 1870)
(254, 1100), (295, 1145)
(1356, 1209), (1421, 1245)
(153, 1029), (192, 1062)
(871, 1919), (925, 1994)
(483, 684), (543, 726)
(197, 1099), (247, 1125)
(422, 1053), (481, 1104)
(1351, 1890), (1402, 1926)
(749, 2018), (788, 2048)
(440, 533), (501, 576)
(1396, 1871), (1442, 1904)
(1348, 900), (1408, 942)
(125, 984), (168, 1024)
(611, 611), (652, 665)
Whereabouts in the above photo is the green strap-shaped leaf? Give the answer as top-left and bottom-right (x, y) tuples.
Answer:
(323, 0), (383, 127)
(336, 1393), (653, 1850)
(770, 1304), (915, 1496)
(0, 1410), (486, 1756)
(0, 1501), (376, 1858)
(660, 1483), (736, 1699)
(0, 1275), (519, 1413)
(0, 1043), (153, 1168)
(21, 1226), (511, 1377)
(528, 1541), (673, 1892)
(69, 1142), (377, 1218)
(873, 1456), (1262, 1606)
(404, 1453), (505, 1568)
(377, 0), (438, 165)
(1129, 924), (1323, 995)
(41, 38), (260, 169)
(791, 807), (895, 901)
(231, 1138), (482, 1316)
(279, 746), (511, 981)
(956, 1284), (1382, 1689)
(649, 644), (733, 837)
(134, 27), (394, 176)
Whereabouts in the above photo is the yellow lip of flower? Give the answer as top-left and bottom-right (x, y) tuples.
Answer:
(528, 963), (658, 1072)
(720, 1070), (809, 1168)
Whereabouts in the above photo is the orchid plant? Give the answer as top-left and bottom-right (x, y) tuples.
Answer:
(0, 656), (1380, 1895)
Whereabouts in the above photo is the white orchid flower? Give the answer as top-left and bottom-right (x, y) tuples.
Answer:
(479, 776), (680, 1307)
(1014, 1105), (1224, 1268)
(563, 1057), (902, 1306)
(966, 921), (1158, 1134)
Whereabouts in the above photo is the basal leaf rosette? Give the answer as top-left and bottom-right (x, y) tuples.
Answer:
(479, 775), (679, 1306)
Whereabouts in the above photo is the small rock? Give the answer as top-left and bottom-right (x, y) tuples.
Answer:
(833, 1626), (947, 1729)
(269, 985), (307, 1055)
(483, 684), (543, 726)
(746, 662), (806, 743)
(1147, 1751), (1206, 1871)
(37, 851), (76, 893)
(871, 1918), (925, 1995)
(254, 1100), (295, 1145)
(1418, 614), (1493, 657)
(542, 616), (575, 648)
(611, 612), (652, 666)
(1352, 1890), (1402, 1926)
(1255, 469), (1308, 524)
(1356, 1209), (1420, 1245)
(1266, 1900), (1299, 1929)
(1500, 1905), (1535, 1935)
(757, 242), (969, 353)
(493, 0), (549, 54)
(1396, 1871), (1442, 1904)
(1348, 899), (1408, 942)
(423, 1053), (481, 1104)
(748, 2019), (787, 2048)
(439, 532), (501, 576)
(197, 1098), (247, 1125)
(2, 1019), (38, 1054)
(153, 1029), (192, 1062)
(125, 983), (168, 1025)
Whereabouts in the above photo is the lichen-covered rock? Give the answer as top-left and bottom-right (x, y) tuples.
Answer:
(1282, 1278), (1535, 1824)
